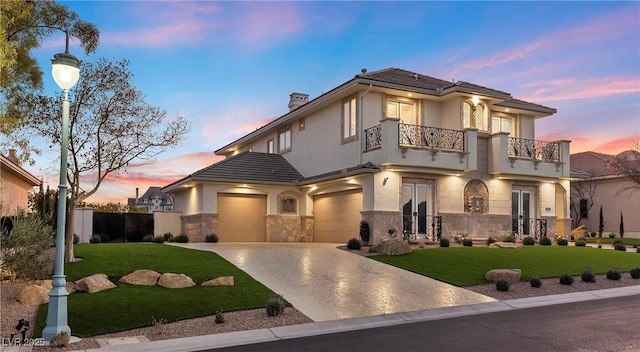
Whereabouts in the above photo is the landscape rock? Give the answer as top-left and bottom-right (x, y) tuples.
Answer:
(75, 274), (117, 293)
(158, 273), (196, 288)
(16, 284), (50, 306)
(202, 276), (235, 286)
(32, 279), (53, 290)
(571, 225), (589, 240)
(489, 242), (523, 249)
(119, 269), (162, 286)
(369, 239), (412, 255)
(65, 281), (79, 294)
(485, 269), (522, 283)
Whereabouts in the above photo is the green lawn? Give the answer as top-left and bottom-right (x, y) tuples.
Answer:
(35, 243), (274, 337)
(583, 237), (640, 246)
(372, 246), (640, 286)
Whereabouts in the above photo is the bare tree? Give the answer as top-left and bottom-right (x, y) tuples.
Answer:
(570, 177), (598, 229)
(609, 140), (640, 193)
(25, 58), (190, 261)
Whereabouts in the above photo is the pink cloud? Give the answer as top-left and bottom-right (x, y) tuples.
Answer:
(234, 2), (305, 44)
(538, 133), (639, 156)
(522, 77), (640, 102)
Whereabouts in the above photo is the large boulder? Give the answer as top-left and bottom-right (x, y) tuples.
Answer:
(370, 239), (412, 256)
(119, 269), (161, 286)
(75, 274), (117, 293)
(489, 242), (523, 249)
(202, 276), (234, 286)
(16, 284), (50, 306)
(158, 273), (196, 289)
(571, 225), (589, 240)
(485, 269), (522, 283)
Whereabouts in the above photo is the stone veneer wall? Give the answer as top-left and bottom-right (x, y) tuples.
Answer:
(361, 210), (402, 245)
(440, 213), (511, 238)
(300, 216), (314, 242)
(542, 216), (557, 238)
(267, 215), (301, 242)
(181, 213), (217, 242)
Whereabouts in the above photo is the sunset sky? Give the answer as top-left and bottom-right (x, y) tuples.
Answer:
(25, 1), (640, 203)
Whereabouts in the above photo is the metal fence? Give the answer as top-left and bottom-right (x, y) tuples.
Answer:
(92, 212), (154, 242)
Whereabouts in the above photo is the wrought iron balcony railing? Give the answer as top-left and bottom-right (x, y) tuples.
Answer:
(511, 218), (548, 240)
(508, 137), (560, 162)
(399, 124), (464, 152)
(364, 124), (382, 151)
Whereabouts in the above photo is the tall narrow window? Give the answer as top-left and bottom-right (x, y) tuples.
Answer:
(463, 100), (486, 130)
(342, 97), (357, 142)
(579, 198), (589, 219)
(278, 128), (291, 154)
(267, 139), (274, 154)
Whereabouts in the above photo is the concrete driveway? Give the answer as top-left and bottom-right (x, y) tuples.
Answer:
(172, 242), (496, 322)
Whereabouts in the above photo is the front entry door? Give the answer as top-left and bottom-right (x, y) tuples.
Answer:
(402, 183), (430, 239)
(512, 190), (532, 237)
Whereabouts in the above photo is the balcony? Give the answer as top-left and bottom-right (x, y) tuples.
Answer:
(489, 132), (570, 179)
(363, 119), (477, 174)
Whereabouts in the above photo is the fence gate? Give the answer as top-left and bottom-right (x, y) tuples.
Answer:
(92, 212), (154, 242)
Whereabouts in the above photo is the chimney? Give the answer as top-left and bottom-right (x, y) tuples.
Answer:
(288, 92), (309, 111)
(7, 149), (21, 166)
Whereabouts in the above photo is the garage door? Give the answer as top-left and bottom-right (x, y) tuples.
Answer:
(217, 194), (266, 242)
(314, 189), (363, 243)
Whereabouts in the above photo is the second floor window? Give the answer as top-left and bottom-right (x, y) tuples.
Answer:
(342, 97), (357, 142)
(279, 128), (291, 153)
(267, 139), (274, 154)
(492, 116), (514, 135)
(463, 101), (485, 130)
(387, 100), (416, 124)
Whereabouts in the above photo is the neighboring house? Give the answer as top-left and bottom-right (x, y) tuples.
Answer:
(128, 187), (174, 213)
(162, 68), (571, 243)
(570, 151), (640, 238)
(0, 149), (40, 216)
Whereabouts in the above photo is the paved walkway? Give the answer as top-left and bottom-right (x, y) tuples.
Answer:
(171, 242), (496, 321)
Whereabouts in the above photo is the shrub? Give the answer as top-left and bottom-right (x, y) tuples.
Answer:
(606, 268), (622, 280)
(90, 235), (101, 243)
(581, 267), (596, 283)
(575, 239), (587, 247)
(347, 238), (362, 250)
(556, 238), (568, 246)
(73, 234), (80, 244)
(539, 236), (552, 246)
(206, 233), (219, 243)
(50, 332), (70, 347)
(175, 234), (189, 243)
(0, 214), (54, 281)
(503, 233), (516, 243)
(495, 279), (510, 292)
(614, 243), (626, 252)
(359, 220), (370, 243)
(608, 233), (617, 239)
(462, 238), (473, 247)
(559, 273), (574, 285)
(486, 237), (496, 245)
(152, 236), (165, 243)
(590, 232), (597, 237)
(142, 234), (154, 242)
(167, 235), (176, 242)
(613, 239), (624, 245)
(439, 238), (450, 247)
(266, 293), (286, 317)
(215, 311), (225, 324)
(530, 277), (542, 288)
(629, 267), (640, 279)
(163, 232), (173, 241)
(637, 247), (640, 254)
(522, 236), (535, 246)
(152, 316), (167, 335)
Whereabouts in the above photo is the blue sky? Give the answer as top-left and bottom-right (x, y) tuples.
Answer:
(27, 1), (640, 203)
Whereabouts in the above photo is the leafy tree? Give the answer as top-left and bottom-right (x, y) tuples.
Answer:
(1, 0), (99, 162)
(26, 58), (190, 262)
(78, 201), (132, 213)
(28, 182), (58, 229)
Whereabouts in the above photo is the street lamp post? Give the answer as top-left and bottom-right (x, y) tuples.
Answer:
(42, 30), (80, 342)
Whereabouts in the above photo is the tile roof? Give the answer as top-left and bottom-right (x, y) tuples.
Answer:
(570, 151), (623, 177)
(356, 67), (453, 92)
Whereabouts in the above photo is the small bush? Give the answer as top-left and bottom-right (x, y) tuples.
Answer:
(439, 238), (450, 247)
(90, 235), (101, 243)
(163, 232), (173, 241)
(347, 237), (362, 250)
(175, 234), (189, 243)
(503, 234), (516, 243)
(215, 311), (225, 324)
(581, 267), (596, 283)
(559, 273), (574, 285)
(167, 235), (176, 242)
(152, 236), (165, 243)
(266, 293), (286, 317)
(614, 243), (627, 251)
(609, 233), (617, 238)
(637, 247), (640, 254)
(613, 239), (624, 245)
(152, 316), (167, 335)
(73, 234), (80, 244)
(629, 267), (640, 279)
(557, 238), (568, 246)
(0, 215), (54, 281)
(142, 234), (154, 242)
(495, 279), (510, 292)
(575, 239), (587, 247)
(539, 236), (552, 246)
(206, 233), (219, 243)
(522, 236), (535, 246)
(486, 237), (496, 245)
(606, 268), (622, 280)
(530, 277), (542, 288)
(462, 238), (473, 247)
(50, 332), (70, 347)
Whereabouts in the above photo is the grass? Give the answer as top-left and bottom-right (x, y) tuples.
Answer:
(583, 238), (640, 246)
(35, 243), (274, 337)
(372, 246), (640, 286)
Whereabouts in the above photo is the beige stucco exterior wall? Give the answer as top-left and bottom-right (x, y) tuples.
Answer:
(0, 170), (35, 215)
(518, 115), (535, 139)
(154, 211), (182, 237)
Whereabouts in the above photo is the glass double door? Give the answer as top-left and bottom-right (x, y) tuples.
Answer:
(512, 190), (532, 237)
(402, 183), (430, 239)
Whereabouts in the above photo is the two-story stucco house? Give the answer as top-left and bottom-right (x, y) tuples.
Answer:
(162, 68), (571, 244)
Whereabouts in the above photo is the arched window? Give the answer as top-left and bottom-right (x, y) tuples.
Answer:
(463, 100), (486, 130)
(280, 196), (298, 214)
